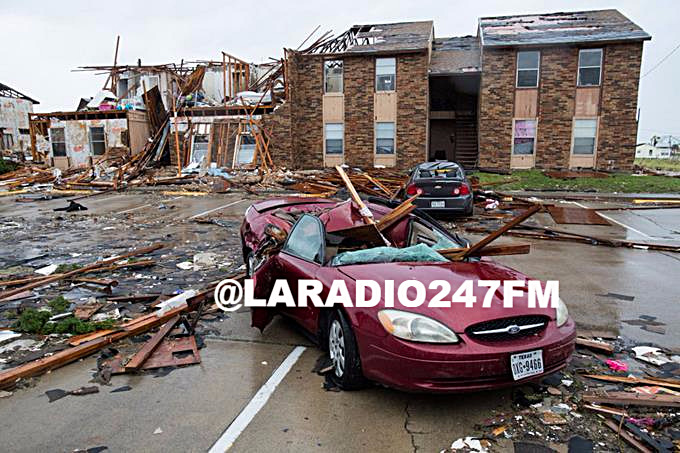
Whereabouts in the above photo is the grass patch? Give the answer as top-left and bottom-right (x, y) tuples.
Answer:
(47, 295), (71, 314)
(473, 169), (680, 193)
(635, 158), (680, 172)
(15, 308), (116, 335)
(16, 294), (115, 335)
(0, 159), (18, 175)
(55, 263), (82, 274)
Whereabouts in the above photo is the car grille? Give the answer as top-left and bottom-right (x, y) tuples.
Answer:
(466, 315), (550, 341)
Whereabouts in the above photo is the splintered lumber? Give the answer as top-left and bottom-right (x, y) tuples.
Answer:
(575, 337), (615, 355)
(335, 165), (374, 224)
(438, 243), (531, 259)
(582, 391), (680, 407)
(603, 419), (653, 453)
(364, 173), (393, 197)
(0, 243), (164, 303)
(0, 289), (211, 389)
(376, 194), (419, 231)
(450, 205), (541, 260)
(125, 315), (180, 371)
(583, 374), (680, 390)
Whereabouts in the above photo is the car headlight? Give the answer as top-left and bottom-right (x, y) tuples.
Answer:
(377, 309), (459, 343)
(556, 297), (569, 327)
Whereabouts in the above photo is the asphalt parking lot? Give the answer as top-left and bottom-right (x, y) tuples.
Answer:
(1, 190), (679, 452)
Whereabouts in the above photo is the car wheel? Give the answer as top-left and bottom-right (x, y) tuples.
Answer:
(328, 311), (368, 390)
(245, 251), (256, 277)
(464, 203), (474, 216)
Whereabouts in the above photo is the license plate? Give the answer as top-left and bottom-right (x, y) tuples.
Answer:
(431, 200), (446, 208)
(510, 350), (543, 380)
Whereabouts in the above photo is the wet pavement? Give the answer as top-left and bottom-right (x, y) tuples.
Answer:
(1, 191), (679, 452)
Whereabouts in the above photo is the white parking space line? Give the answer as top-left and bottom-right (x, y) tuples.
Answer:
(189, 199), (246, 220)
(209, 346), (306, 452)
(570, 201), (654, 239)
(116, 196), (182, 214)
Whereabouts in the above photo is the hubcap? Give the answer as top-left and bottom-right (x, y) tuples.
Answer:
(328, 320), (345, 378)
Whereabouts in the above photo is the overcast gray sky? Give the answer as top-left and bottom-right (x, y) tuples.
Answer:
(2, 0), (678, 142)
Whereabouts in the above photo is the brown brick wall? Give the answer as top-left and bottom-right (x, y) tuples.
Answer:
(344, 56), (375, 167)
(479, 43), (643, 170)
(288, 52), (324, 169)
(598, 42), (643, 171)
(535, 47), (578, 168)
(396, 53), (429, 168)
(283, 50), (429, 169)
(478, 49), (515, 169)
(262, 101), (293, 168)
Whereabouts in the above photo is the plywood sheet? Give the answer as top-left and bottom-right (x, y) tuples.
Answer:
(375, 92), (397, 121)
(514, 89), (537, 118)
(575, 87), (600, 116)
(322, 94), (344, 123)
(547, 206), (610, 225)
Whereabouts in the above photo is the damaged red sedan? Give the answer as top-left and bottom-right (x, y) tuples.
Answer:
(240, 197), (575, 392)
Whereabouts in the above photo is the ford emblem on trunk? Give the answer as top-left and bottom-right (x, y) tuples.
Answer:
(507, 325), (521, 334)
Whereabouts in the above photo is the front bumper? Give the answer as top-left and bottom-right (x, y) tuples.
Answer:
(412, 195), (473, 211)
(357, 318), (576, 393)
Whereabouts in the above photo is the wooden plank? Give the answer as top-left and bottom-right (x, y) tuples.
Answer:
(582, 374), (680, 390)
(335, 165), (374, 225)
(547, 206), (610, 225)
(450, 205), (541, 260)
(603, 419), (653, 453)
(376, 194), (419, 231)
(582, 391), (680, 407)
(0, 244), (163, 303)
(438, 243), (531, 259)
(575, 337), (614, 354)
(125, 315), (180, 371)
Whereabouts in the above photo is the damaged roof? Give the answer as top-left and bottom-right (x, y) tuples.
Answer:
(479, 9), (651, 47)
(0, 82), (39, 104)
(430, 36), (481, 75)
(341, 20), (433, 54)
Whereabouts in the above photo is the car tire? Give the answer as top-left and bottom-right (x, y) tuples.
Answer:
(327, 310), (368, 390)
(464, 203), (474, 217)
(245, 251), (256, 277)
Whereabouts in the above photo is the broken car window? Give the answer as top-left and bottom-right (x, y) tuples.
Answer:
(283, 215), (324, 263)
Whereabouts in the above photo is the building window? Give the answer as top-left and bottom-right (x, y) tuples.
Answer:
(18, 128), (30, 135)
(50, 127), (66, 156)
(324, 123), (343, 154)
(324, 60), (343, 93)
(375, 122), (395, 154)
(1, 132), (13, 150)
(572, 119), (598, 154)
(376, 57), (396, 91)
(513, 120), (536, 155)
(89, 126), (106, 156)
(516, 51), (540, 88)
(578, 49), (602, 86)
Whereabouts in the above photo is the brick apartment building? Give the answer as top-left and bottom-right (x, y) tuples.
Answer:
(275, 9), (650, 171)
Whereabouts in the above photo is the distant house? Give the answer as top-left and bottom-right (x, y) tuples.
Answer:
(635, 136), (678, 159)
(0, 82), (39, 158)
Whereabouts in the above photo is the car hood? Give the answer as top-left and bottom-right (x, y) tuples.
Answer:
(336, 260), (556, 332)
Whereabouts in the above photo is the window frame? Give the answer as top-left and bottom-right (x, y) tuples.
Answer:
(281, 214), (325, 265)
(375, 57), (396, 92)
(516, 50), (540, 88)
(577, 48), (603, 87)
(49, 127), (67, 157)
(323, 59), (343, 94)
(511, 118), (538, 155)
(1, 132), (13, 150)
(89, 126), (107, 156)
(375, 121), (396, 155)
(570, 118), (599, 156)
(324, 123), (344, 156)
